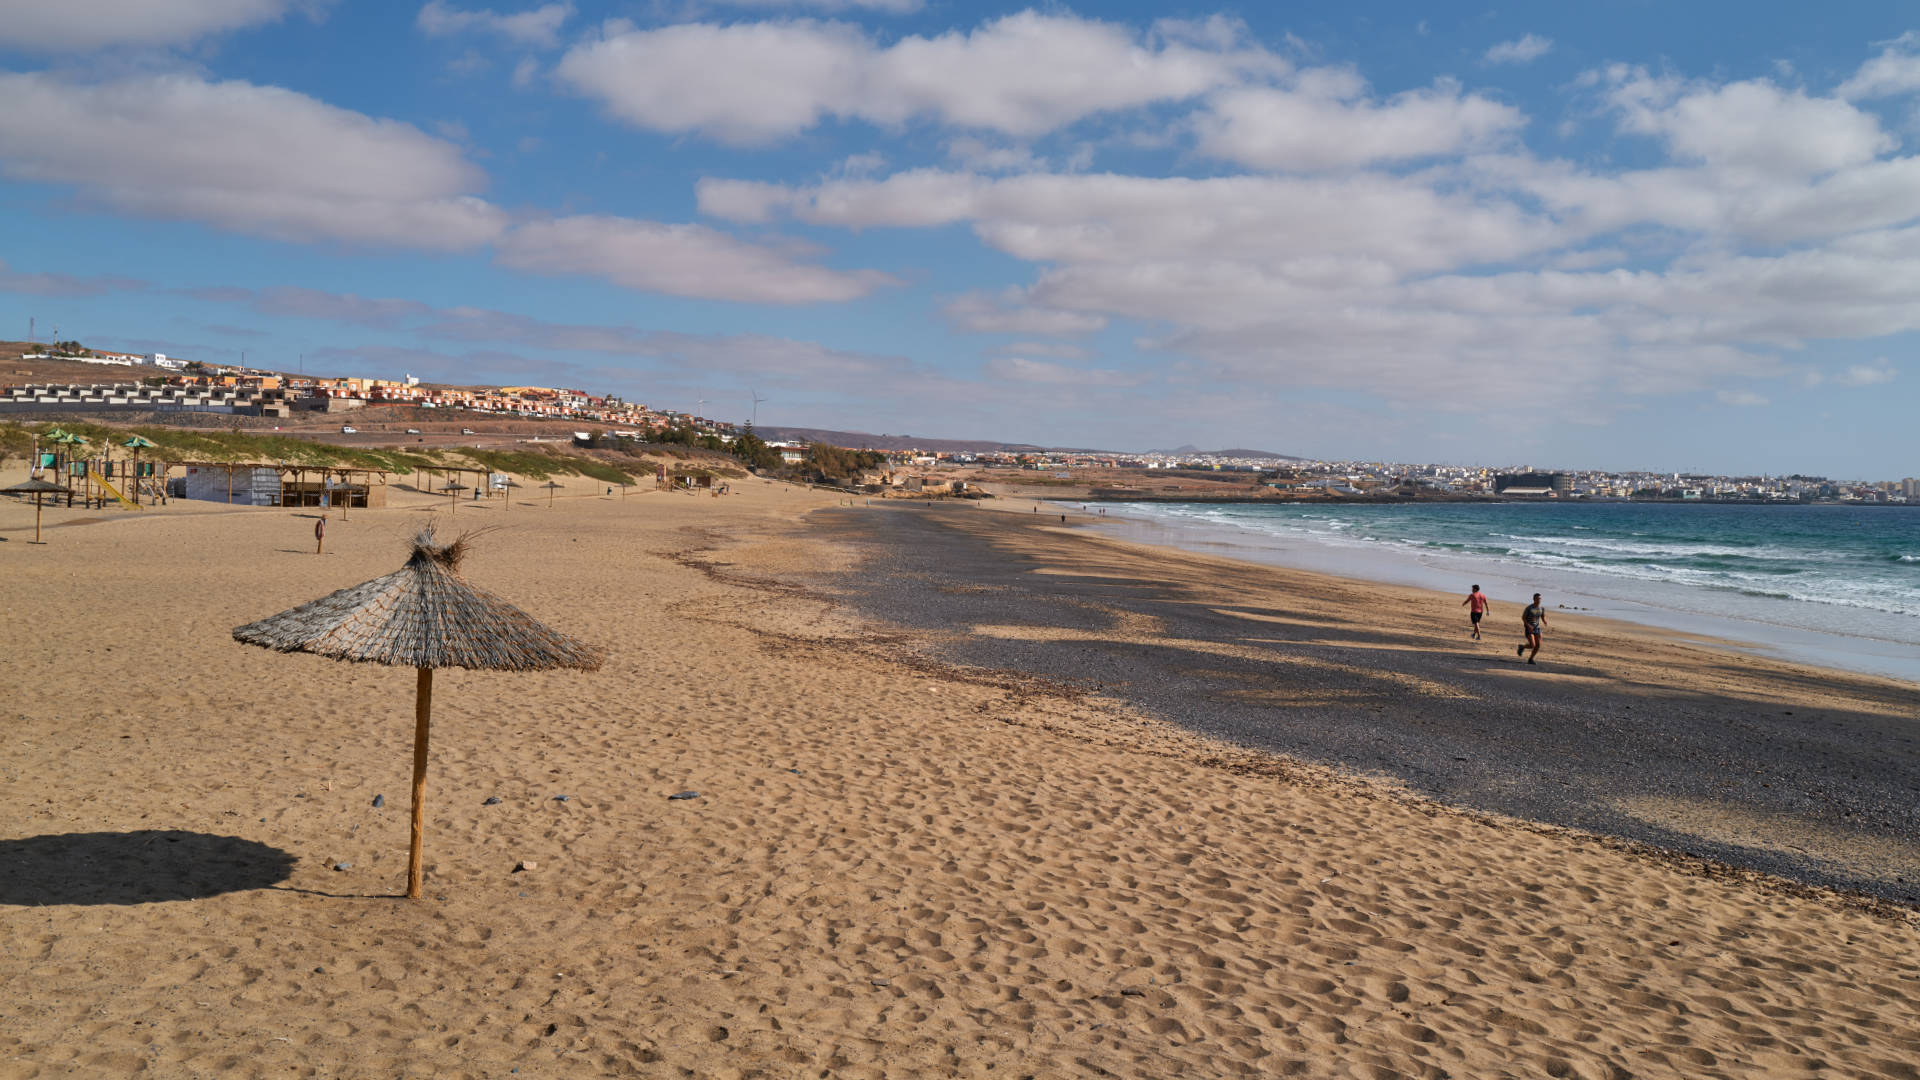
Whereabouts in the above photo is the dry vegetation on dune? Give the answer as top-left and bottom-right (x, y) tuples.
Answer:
(0, 420), (715, 486)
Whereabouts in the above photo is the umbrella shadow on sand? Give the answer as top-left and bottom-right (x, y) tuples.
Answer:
(0, 831), (296, 906)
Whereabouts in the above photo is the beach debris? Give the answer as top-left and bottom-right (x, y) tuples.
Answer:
(333, 862), (352, 871)
(552, 794), (570, 802)
(515, 860), (538, 872)
(870, 978), (891, 987)
(372, 794), (385, 808)
(786, 768), (801, 775)
(668, 790), (701, 801)
(1119, 987), (1147, 997)
(313, 966), (325, 973)
(483, 795), (503, 805)
(231, 525), (603, 900)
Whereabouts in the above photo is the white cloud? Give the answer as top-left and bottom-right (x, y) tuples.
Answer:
(417, 1), (572, 49)
(1195, 75), (1525, 171)
(943, 289), (1108, 335)
(985, 355), (1144, 386)
(1837, 33), (1920, 100)
(1600, 66), (1892, 176)
(0, 258), (148, 297)
(701, 169), (1561, 274)
(1484, 34), (1552, 65)
(494, 215), (896, 303)
(1716, 389), (1769, 406)
(1833, 358), (1898, 386)
(988, 341), (1091, 360)
(556, 11), (1284, 144)
(706, 0), (922, 11)
(0, 0), (309, 52)
(0, 72), (505, 250)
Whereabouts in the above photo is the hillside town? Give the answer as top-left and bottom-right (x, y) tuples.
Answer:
(5, 345), (1914, 503)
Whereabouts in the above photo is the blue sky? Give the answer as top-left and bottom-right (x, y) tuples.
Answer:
(1, 1), (1918, 478)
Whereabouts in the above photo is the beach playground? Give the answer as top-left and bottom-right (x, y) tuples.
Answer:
(2, 476), (1917, 1078)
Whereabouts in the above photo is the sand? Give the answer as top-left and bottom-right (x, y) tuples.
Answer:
(2, 480), (1917, 1079)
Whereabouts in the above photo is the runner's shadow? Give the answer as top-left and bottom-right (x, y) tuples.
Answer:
(0, 831), (296, 906)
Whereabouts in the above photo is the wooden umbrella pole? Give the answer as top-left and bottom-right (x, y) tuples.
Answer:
(407, 666), (433, 900)
(34, 494), (43, 543)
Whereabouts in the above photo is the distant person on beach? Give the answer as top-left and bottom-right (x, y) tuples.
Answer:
(1462, 585), (1489, 640)
(1518, 593), (1546, 664)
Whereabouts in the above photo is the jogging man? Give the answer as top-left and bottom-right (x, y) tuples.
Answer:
(1518, 593), (1546, 664)
(1462, 585), (1490, 639)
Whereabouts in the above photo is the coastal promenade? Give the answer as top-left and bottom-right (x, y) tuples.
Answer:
(1, 484), (1915, 1077)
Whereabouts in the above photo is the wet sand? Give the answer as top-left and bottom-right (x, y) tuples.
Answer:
(821, 502), (1920, 902)
(2, 484), (1917, 1078)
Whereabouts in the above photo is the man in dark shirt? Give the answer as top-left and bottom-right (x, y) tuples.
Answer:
(1518, 593), (1546, 664)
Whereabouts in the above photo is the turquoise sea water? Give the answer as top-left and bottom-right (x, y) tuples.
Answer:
(1092, 502), (1920, 681)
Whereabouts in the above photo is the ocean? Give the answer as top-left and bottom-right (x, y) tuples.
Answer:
(1086, 501), (1920, 683)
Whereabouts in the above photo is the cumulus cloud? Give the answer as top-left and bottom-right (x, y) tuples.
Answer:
(943, 289), (1108, 335)
(0, 72), (505, 251)
(417, 1), (572, 48)
(181, 284), (435, 328)
(185, 283), (925, 386)
(1832, 358), (1898, 386)
(985, 355), (1144, 386)
(696, 49), (1920, 409)
(0, 258), (148, 297)
(707, 0), (922, 11)
(494, 215), (897, 303)
(1484, 34), (1552, 65)
(1195, 76), (1524, 171)
(1598, 66), (1892, 176)
(0, 0), (312, 52)
(556, 11), (1284, 144)
(1837, 32), (1920, 99)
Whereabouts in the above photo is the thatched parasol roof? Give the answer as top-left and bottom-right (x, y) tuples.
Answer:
(232, 527), (602, 672)
(5, 478), (70, 494)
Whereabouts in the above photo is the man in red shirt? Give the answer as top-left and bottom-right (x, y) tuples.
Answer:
(1461, 584), (1490, 640)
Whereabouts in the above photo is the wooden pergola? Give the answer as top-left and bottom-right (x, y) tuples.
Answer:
(160, 461), (394, 509)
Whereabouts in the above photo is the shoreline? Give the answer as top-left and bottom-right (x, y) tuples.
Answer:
(815, 499), (1920, 904)
(1060, 497), (1920, 684)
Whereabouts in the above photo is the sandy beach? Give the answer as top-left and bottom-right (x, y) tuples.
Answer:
(3, 481), (1918, 1078)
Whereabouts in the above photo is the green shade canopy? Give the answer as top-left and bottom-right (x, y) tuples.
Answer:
(123, 435), (158, 449)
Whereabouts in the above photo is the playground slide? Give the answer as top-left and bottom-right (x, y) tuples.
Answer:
(89, 466), (144, 511)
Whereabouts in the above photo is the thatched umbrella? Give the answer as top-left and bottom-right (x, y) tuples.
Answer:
(540, 480), (563, 507)
(232, 528), (602, 898)
(499, 478), (520, 512)
(5, 477), (70, 543)
(438, 480), (467, 514)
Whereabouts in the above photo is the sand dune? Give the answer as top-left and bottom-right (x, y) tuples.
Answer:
(2, 482), (1917, 1078)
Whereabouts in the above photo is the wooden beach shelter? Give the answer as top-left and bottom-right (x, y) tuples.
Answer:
(232, 527), (602, 898)
(5, 477), (71, 544)
(438, 480), (468, 515)
(541, 480), (563, 507)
